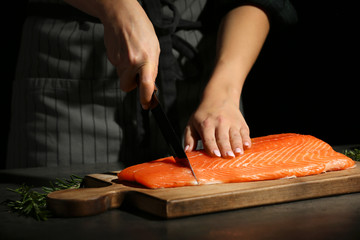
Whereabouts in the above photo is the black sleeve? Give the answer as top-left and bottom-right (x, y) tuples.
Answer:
(199, 0), (298, 31)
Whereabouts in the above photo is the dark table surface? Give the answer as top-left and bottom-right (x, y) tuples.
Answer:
(1, 145), (359, 240)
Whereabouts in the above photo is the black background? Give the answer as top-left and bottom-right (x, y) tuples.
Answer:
(243, 0), (359, 145)
(1, 1), (359, 169)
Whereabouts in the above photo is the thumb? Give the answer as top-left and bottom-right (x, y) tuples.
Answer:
(138, 63), (157, 109)
(184, 123), (200, 152)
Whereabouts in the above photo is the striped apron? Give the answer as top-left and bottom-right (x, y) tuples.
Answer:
(7, 0), (210, 168)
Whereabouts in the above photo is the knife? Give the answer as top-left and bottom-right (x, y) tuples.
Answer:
(138, 79), (199, 184)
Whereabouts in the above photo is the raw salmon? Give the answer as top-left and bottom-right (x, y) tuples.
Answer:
(118, 133), (356, 188)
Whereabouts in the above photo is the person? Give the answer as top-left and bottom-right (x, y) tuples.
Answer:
(6, 0), (297, 168)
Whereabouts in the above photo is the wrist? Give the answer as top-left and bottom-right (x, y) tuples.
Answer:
(201, 82), (241, 109)
(202, 63), (246, 107)
(96, 0), (122, 23)
(95, 0), (141, 24)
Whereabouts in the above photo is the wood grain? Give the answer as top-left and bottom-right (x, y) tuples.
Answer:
(47, 167), (360, 218)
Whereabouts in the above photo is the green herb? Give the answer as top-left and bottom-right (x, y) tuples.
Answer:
(6, 184), (50, 221)
(4, 175), (83, 221)
(42, 175), (83, 194)
(343, 148), (360, 161)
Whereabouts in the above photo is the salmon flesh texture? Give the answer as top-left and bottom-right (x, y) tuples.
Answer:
(117, 133), (356, 188)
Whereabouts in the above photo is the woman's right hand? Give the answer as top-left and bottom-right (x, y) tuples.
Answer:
(65, 0), (160, 109)
(100, 0), (160, 109)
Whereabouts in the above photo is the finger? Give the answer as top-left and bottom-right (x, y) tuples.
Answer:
(117, 67), (137, 92)
(199, 120), (221, 158)
(184, 125), (199, 152)
(215, 124), (235, 158)
(230, 127), (244, 155)
(106, 48), (121, 67)
(240, 126), (251, 149)
(104, 33), (121, 67)
(138, 63), (157, 109)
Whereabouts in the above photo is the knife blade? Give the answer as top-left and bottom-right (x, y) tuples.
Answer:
(145, 84), (199, 184)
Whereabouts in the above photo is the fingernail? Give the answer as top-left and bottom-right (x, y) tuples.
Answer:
(235, 148), (242, 154)
(226, 151), (235, 158)
(184, 145), (190, 152)
(213, 149), (221, 157)
(244, 142), (250, 147)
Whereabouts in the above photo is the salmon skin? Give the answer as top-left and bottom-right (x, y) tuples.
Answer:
(117, 133), (356, 189)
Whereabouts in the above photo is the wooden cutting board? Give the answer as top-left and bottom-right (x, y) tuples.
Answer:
(47, 167), (360, 218)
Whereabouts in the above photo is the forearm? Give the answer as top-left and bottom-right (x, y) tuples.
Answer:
(202, 5), (270, 106)
(63, 0), (139, 22)
(64, 0), (106, 18)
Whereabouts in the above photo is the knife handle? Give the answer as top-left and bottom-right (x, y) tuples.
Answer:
(149, 88), (160, 110)
(135, 74), (159, 110)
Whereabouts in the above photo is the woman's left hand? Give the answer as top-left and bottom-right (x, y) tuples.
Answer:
(184, 96), (251, 158)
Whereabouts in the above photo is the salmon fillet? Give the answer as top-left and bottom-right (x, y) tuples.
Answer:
(118, 133), (356, 188)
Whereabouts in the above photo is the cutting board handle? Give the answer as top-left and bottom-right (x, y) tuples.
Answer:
(47, 184), (127, 217)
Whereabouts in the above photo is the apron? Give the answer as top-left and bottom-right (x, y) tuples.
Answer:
(6, 0), (210, 168)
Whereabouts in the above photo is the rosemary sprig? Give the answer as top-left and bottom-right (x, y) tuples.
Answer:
(4, 175), (83, 221)
(343, 148), (360, 161)
(42, 175), (83, 194)
(6, 184), (50, 221)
